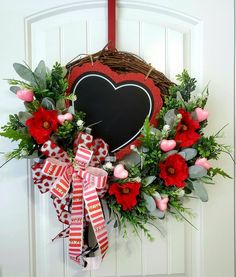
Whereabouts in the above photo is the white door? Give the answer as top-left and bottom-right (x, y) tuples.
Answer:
(0, 1), (234, 277)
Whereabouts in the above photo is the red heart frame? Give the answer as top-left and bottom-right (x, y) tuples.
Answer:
(67, 61), (163, 160)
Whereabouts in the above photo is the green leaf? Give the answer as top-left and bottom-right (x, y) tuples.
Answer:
(18, 111), (32, 125)
(10, 86), (20, 94)
(192, 181), (208, 202)
(163, 150), (178, 159)
(13, 63), (36, 85)
(179, 148), (197, 161)
(208, 167), (232, 179)
(164, 109), (176, 127)
(143, 193), (156, 212)
(41, 97), (55, 110)
(56, 98), (66, 110)
(34, 60), (47, 89)
(176, 91), (185, 103)
(189, 165), (207, 179)
(0, 128), (27, 142)
(155, 209), (165, 219)
(142, 176), (156, 186)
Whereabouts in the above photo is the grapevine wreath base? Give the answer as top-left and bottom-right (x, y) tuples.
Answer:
(0, 47), (231, 269)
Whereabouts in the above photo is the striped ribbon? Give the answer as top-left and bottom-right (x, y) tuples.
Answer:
(42, 146), (108, 269)
(70, 148), (108, 268)
(42, 158), (73, 199)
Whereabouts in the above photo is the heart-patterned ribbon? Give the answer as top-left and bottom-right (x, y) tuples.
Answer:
(32, 132), (109, 269)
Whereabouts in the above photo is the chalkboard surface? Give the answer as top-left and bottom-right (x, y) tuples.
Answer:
(68, 62), (163, 159)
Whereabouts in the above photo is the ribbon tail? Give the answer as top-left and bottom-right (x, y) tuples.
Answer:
(83, 181), (109, 261)
(68, 174), (84, 264)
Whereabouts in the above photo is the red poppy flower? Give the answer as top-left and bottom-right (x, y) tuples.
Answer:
(108, 182), (140, 211)
(26, 107), (58, 144)
(175, 109), (200, 147)
(159, 154), (188, 188)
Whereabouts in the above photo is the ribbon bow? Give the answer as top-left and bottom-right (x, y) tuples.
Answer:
(33, 132), (109, 269)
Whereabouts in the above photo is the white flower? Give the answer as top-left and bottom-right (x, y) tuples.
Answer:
(130, 145), (136, 150)
(177, 113), (182, 119)
(163, 124), (170, 131)
(103, 162), (113, 170)
(76, 119), (84, 127)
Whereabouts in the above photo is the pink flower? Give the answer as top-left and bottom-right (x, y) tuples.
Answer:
(16, 89), (34, 102)
(195, 158), (211, 170)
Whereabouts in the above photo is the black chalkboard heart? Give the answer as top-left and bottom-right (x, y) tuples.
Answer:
(68, 62), (162, 159)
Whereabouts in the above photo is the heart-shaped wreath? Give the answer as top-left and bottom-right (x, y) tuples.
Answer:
(0, 49), (231, 269)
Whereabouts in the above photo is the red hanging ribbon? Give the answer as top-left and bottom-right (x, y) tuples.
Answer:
(108, 0), (116, 49)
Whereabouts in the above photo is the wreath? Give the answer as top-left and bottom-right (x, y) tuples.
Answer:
(0, 48), (231, 269)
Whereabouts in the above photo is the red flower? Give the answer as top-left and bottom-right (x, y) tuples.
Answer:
(26, 107), (58, 144)
(108, 182), (140, 211)
(159, 154), (188, 188)
(175, 109), (200, 147)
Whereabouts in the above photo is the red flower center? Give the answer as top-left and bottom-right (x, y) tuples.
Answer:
(121, 187), (130, 194)
(181, 124), (188, 131)
(43, 121), (51, 129)
(167, 167), (175, 175)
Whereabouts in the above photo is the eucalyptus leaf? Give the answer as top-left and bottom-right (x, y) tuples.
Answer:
(143, 193), (156, 212)
(191, 110), (198, 121)
(123, 151), (140, 166)
(179, 151), (186, 159)
(179, 148), (197, 161)
(139, 146), (149, 153)
(34, 60), (47, 89)
(155, 209), (165, 219)
(18, 111), (32, 125)
(56, 98), (66, 110)
(142, 176), (156, 186)
(192, 181), (208, 202)
(185, 181), (194, 192)
(189, 165), (207, 179)
(41, 97), (55, 110)
(163, 150), (178, 159)
(13, 63), (37, 85)
(22, 150), (39, 159)
(10, 86), (21, 94)
(153, 191), (161, 200)
(67, 106), (74, 114)
(164, 109), (176, 127)
(176, 91), (185, 102)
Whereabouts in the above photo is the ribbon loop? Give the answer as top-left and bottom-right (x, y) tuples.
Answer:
(42, 157), (73, 199)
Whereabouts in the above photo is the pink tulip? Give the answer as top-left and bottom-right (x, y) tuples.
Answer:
(16, 89), (34, 102)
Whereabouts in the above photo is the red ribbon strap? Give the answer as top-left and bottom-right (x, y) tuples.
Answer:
(108, 0), (116, 49)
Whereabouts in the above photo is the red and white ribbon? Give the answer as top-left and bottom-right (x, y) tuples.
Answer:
(37, 133), (109, 269)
